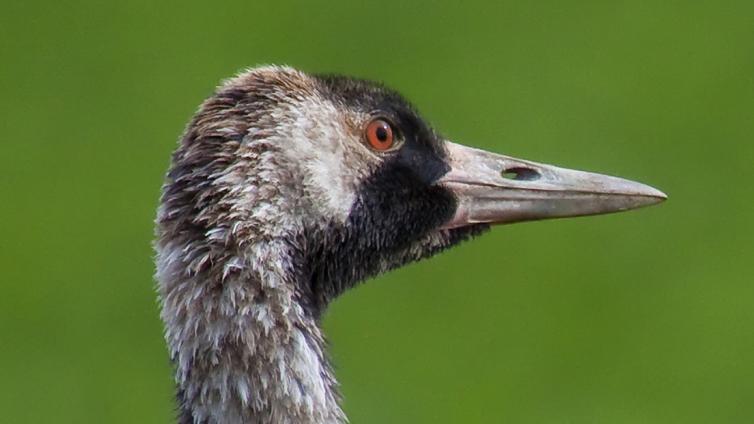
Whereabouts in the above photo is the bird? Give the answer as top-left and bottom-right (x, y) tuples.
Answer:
(154, 65), (666, 424)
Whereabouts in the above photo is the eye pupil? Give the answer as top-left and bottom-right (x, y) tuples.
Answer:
(375, 126), (389, 142)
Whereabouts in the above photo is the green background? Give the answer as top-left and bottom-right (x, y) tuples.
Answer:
(2, 1), (753, 423)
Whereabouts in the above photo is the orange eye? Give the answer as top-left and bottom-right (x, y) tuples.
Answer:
(365, 119), (395, 151)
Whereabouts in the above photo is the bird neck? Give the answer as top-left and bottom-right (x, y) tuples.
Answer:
(158, 236), (346, 424)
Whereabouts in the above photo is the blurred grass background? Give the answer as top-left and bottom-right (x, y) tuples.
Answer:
(2, 0), (753, 423)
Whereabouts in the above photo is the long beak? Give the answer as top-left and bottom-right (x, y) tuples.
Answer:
(438, 141), (667, 229)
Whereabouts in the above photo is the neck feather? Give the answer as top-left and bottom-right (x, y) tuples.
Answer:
(157, 235), (346, 424)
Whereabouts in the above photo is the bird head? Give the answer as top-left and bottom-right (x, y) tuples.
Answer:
(158, 66), (665, 313)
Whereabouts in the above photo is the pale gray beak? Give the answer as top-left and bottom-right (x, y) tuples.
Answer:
(438, 141), (667, 229)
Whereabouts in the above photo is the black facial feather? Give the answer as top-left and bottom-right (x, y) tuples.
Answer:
(304, 177), (488, 314)
(302, 74), (488, 313)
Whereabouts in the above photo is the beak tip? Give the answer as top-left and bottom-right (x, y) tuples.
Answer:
(639, 184), (668, 204)
(617, 182), (667, 211)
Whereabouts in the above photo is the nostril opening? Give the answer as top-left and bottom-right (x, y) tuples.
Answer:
(501, 167), (541, 181)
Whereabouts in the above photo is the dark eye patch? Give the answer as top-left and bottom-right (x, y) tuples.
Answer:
(315, 73), (447, 158)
